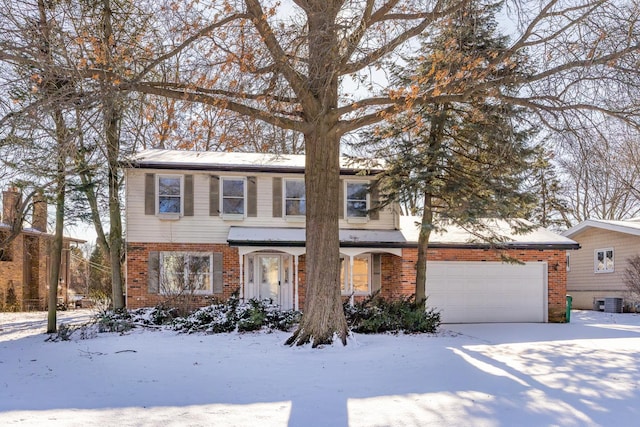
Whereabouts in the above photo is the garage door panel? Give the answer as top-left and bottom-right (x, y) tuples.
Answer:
(426, 261), (547, 323)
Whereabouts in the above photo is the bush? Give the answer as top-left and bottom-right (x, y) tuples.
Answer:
(95, 308), (134, 333)
(344, 292), (440, 334)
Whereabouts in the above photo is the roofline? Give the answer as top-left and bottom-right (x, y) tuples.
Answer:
(0, 224), (86, 243)
(227, 239), (579, 250)
(121, 160), (384, 176)
(562, 219), (640, 238)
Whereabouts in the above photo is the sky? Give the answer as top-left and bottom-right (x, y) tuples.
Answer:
(1, 309), (639, 426)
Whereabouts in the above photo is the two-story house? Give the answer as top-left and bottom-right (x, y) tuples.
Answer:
(124, 149), (578, 323)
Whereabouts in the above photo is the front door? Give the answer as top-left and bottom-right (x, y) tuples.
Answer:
(253, 254), (293, 309)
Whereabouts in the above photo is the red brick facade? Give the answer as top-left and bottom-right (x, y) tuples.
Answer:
(126, 242), (567, 322)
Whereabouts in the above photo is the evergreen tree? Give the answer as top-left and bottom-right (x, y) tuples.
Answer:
(357, 1), (537, 305)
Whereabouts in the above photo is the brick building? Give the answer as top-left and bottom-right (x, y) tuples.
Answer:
(0, 188), (84, 311)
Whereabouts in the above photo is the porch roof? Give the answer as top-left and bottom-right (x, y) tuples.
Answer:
(227, 227), (408, 248)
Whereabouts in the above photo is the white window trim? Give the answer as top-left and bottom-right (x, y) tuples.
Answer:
(156, 174), (183, 218)
(341, 254), (372, 296)
(159, 252), (214, 295)
(594, 248), (614, 273)
(220, 176), (247, 220)
(284, 178), (306, 221)
(344, 180), (370, 223)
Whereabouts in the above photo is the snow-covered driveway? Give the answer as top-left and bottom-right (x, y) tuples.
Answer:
(1, 310), (639, 426)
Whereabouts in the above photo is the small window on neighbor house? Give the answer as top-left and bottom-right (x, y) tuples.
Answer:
(221, 177), (245, 216)
(160, 252), (212, 294)
(346, 182), (368, 218)
(595, 248), (614, 273)
(566, 253), (570, 272)
(157, 175), (182, 214)
(285, 179), (305, 216)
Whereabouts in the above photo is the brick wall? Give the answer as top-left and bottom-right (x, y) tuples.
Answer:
(395, 247), (567, 322)
(0, 234), (24, 311)
(126, 242), (567, 322)
(126, 242), (240, 309)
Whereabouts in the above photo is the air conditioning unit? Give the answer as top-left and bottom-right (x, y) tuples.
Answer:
(593, 298), (605, 311)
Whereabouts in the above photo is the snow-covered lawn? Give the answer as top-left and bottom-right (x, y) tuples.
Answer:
(1, 310), (639, 427)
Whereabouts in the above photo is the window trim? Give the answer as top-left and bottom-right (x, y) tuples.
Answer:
(283, 178), (306, 220)
(340, 254), (372, 296)
(344, 180), (370, 222)
(156, 174), (183, 217)
(594, 248), (614, 273)
(220, 176), (247, 219)
(159, 251), (214, 295)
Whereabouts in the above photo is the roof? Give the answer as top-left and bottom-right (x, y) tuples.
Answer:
(562, 219), (640, 238)
(0, 223), (86, 243)
(228, 217), (579, 249)
(122, 149), (384, 175)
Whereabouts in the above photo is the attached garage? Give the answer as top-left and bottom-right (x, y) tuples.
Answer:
(426, 261), (548, 323)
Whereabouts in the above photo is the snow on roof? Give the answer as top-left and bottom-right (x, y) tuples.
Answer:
(124, 149), (384, 173)
(562, 218), (640, 238)
(228, 217), (578, 249)
(400, 216), (579, 248)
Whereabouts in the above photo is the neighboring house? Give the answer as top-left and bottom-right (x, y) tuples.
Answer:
(0, 188), (85, 311)
(124, 149), (578, 323)
(563, 219), (640, 311)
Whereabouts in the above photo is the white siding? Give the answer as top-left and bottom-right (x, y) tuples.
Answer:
(566, 227), (640, 309)
(126, 169), (398, 243)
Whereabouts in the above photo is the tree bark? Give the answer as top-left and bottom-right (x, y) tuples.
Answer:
(47, 110), (67, 334)
(286, 2), (348, 346)
(415, 191), (433, 307)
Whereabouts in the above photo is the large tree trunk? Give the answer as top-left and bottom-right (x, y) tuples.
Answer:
(286, 2), (347, 347)
(287, 127), (348, 347)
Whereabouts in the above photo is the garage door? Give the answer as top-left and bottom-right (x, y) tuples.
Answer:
(426, 261), (547, 323)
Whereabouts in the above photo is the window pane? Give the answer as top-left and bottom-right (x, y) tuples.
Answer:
(188, 255), (211, 291)
(223, 179), (244, 197)
(286, 200), (306, 216)
(286, 180), (305, 198)
(347, 201), (367, 217)
(353, 257), (369, 293)
(606, 250), (614, 270)
(347, 183), (367, 200)
(223, 198), (245, 214)
(158, 196), (180, 213)
(159, 177), (181, 196)
(161, 254), (185, 293)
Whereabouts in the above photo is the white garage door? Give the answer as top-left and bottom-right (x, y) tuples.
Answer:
(426, 261), (547, 323)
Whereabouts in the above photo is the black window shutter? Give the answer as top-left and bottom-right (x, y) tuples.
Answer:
(247, 176), (257, 217)
(272, 177), (282, 217)
(369, 180), (380, 220)
(144, 174), (155, 215)
(213, 252), (224, 293)
(148, 251), (160, 294)
(184, 175), (194, 216)
(210, 176), (220, 216)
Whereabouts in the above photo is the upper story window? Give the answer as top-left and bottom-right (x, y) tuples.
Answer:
(221, 177), (246, 216)
(285, 179), (305, 216)
(346, 181), (369, 218)
(595, 248), (614, 273)
(157, 175), (182, 215)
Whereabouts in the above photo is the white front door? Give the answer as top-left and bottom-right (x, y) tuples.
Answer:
(253, 254), (293, 309)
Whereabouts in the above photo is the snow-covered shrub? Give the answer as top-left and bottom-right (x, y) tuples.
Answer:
(96, 308), (134, 333)
(344, 292), (440, 334)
